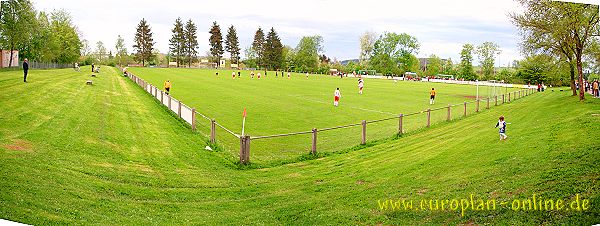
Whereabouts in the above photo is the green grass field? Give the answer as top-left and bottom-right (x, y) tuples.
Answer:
(128, 67), (523, 166)
(1, 67), (598, 225)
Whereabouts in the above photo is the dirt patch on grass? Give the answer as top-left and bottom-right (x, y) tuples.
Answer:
(463, 95), (477, 99)
(417, 188), (428, 195)
(4, 139), (33, 152)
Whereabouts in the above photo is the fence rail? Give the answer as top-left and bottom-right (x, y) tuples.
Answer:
(121, 67), (537, 165)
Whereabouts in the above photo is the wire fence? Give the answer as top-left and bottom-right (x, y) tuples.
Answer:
(121, 67), (536, 165)
(17, 61), (73, 69)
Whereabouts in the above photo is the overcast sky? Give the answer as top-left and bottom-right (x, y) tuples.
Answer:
(34, 0), (596, 66)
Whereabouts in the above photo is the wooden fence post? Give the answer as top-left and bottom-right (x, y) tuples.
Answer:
(244, 136), (250, 163)
(447, 104), (451, 121)
(502, 94), (505, 104)
(210, 119), (216, 143)
(361, 120), (367, 145)
(161, 90), (164, 104)
(239, 136), (246, 164)
(426, 108), (431, 127)
(476, 99), (480, 112)
(178, 101), (182, 117)
(191, 108), (197, 131)
(508, 92), (511, 102)
(463, 101), (467, 117)
(312, 128), (317, 155)
(495, 95), (498, 106)
(486, 97), (490, 109)
(398, 114), (403, 135)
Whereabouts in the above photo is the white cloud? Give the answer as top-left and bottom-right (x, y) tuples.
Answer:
(34, 0), (529, 64)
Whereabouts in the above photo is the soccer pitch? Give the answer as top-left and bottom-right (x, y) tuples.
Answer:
(129, 67), (522, 165)
(1, 67), (599, 224)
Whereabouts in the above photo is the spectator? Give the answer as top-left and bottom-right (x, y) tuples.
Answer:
(23, 58), (29, 83)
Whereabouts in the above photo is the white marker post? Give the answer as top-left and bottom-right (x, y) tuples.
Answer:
(476, 80), (479, 101)
(241, 108), (247, 136)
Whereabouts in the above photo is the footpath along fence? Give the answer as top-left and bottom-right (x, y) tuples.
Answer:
(123, 69), (536, 165)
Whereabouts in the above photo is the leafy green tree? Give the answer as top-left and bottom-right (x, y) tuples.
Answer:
(225, 25), (241, 65)
(442, 58), (455, 75)
(95, 41), (107, 63)
(263, 27), (283, 70)
(184, 19), (198, 67)
(133, 18), (155, 66)
(243, 46), (258, 68)
(359, 31), (376, 65)
(293, 35), (323, 71)
(369, 32), (420, 74)
(458, 44), (476, 80)
(115, 35), (127, 66)
(515, 54), (555, 84)
(208, 21), (224, 66)
(511, 0), (599, 100)
(169, 17), (185, 67)
(252, 28), (265, 68)
(476, 42), (501, 79)
(0, 0), (36, 66)
(80, 39), (91, 57)
(28, 11), (53, 62)
(426, 54), (442, 76)
(282, 45), (294, 70)
(48, 10), (81, 64)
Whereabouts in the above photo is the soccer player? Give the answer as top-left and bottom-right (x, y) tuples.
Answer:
(164, 80), (172, 95)
(334, 88), (341, 107)
(257, 72), (261, 79)
(306, 72), (309, 79)
(287, 72), (291, 79)
(358, 79), (364, 94)
(429, 88), (436, 104)
(232, 71), (236, 79)
(251, 71), (254, 79)
(495, 116), (508, 140)
(238, 71), (241, 78)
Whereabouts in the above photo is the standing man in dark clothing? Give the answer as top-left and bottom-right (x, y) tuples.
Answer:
(91, 63), (95, 72)
(23, 58), (29, 82)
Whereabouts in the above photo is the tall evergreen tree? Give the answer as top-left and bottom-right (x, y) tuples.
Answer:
(263, 27), (283, 70)
(184, 19), (198, 67)
(133, 18), (155, 66)
(225, 25), (241, 65)
(169, 17), (185, 67)
(208, 21), (224, 66)
(252, 28), (265, 68)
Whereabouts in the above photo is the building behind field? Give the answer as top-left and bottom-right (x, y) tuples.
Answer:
(0, 50), (19, 68)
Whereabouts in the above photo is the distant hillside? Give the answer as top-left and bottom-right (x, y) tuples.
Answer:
(340, 59), (359, 65)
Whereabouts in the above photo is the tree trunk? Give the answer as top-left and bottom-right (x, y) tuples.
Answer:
(569, 62), (577, 96)
(9, 43), (14, 67)
(576, 52), (585, 101)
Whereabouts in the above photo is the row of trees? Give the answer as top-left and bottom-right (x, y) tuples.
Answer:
(356, 31), (504, 81)
(0, 0), (82, 66)
(169, 18), (199, 67)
